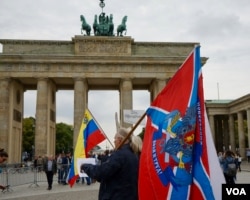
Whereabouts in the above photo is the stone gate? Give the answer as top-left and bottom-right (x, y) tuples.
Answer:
(0, 36), (203, 163)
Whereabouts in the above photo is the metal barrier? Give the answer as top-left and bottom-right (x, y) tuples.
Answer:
(0, 164), (70, 191)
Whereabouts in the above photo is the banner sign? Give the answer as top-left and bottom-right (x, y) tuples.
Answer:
(123, 110), (146, 125)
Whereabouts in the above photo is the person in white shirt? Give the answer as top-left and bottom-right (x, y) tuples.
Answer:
(43, 155), (57, 190)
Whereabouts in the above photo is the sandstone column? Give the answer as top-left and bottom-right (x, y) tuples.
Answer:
(217, 117), (224, 151)
(74, 78), (87, 146)
(35, 78), (49, 156)
(247, 108), (250, 149)
(0, 78), (10, 155)
(150, 79), (166, 102)
(208, 114), (215, 142)
(229, 114), (236, 152)
(237, 111), (245, 158)
(0, 78), (24, 163)
(47, 80), (56, 156)
(9, 80), (24, 163)
(120, 79), (133, 128)
(223, 116), (229, 150)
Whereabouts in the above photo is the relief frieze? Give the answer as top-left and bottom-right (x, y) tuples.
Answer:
(74, 37), (132, 55)
(78, 41), (128, 54)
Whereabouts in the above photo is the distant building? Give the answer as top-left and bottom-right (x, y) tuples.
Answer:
(206, 93), (250, 158)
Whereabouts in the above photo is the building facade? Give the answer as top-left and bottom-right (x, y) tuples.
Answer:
(206, 94), (250, 158)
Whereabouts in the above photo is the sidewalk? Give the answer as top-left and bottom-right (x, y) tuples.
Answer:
(240, 160), (250, 172)
(1, 161), (250, 200)
(0, 181), (99, 200)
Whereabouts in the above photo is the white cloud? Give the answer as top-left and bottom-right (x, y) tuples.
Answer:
(2, 0), (250, 148)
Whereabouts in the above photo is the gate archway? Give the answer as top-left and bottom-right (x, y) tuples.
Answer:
(0, 36), (202, 163)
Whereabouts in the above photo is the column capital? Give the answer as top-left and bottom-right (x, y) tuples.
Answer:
(37, 77), (49, 81)
(120, 78), (132, 82)
(73, 77), (85, 81)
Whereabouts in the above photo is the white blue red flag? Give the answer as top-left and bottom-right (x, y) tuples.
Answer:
(138, 46), (225, 199)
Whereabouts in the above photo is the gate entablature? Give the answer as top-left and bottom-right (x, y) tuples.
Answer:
(0, 37), (201, 57)
(0, 36), (207, 163)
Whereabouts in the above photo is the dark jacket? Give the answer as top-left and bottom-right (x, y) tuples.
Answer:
(82, 144), (139, 200)
(43, 158), (57, 174)
(221, 156), (235, 174)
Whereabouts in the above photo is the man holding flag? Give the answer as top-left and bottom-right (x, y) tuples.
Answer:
(81, 127), (142, 200)
(139, 45), (225, 199)
(67, 108), (106, 187)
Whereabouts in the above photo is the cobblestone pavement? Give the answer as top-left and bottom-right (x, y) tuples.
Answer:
(1, 161), (250, 200)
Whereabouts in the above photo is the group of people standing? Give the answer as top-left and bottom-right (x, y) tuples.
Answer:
(218, 150), (242, 184)
(56, 152), (72, 185)
(33, 153), (71, 190)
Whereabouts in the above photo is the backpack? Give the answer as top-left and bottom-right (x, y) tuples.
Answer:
(226, 162), (237, 177)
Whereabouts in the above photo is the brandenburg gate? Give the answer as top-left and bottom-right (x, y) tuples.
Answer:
(0, 36), (201, 163)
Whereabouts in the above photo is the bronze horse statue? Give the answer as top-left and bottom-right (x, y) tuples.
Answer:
(93, 13), (114, 36)
(117, 16), (127, 36)
(80, 15), (91, 36)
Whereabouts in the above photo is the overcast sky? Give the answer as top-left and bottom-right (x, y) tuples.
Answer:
(1, 0), (250, 148)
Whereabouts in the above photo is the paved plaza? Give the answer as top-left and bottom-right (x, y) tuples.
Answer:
(1, 162), (250, 200)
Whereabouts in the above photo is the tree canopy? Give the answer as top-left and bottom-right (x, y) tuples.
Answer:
(22, 118), (74, 157)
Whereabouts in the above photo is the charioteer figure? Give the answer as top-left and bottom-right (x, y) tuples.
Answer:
(80, 0), (126, 37)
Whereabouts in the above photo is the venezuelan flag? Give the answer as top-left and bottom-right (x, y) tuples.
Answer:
(67, 108), (106, 187)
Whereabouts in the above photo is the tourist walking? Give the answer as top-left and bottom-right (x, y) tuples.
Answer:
(220, 150), (237, 184)
(236, 153), (242, 172)
(43, 155), (57, 190)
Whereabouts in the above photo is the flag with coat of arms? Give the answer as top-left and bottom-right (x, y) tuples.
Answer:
(138, 45), (225, 200)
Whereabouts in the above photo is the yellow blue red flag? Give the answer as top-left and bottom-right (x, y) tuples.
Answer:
(67, 108), (106, 187)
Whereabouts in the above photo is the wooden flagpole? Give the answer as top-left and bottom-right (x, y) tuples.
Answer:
(116, 112), (146, 150)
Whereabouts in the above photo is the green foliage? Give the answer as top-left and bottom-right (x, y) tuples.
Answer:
(22, 117), (73, 156)
(22, 117), (35, 153)
(56, 122), (73, 154)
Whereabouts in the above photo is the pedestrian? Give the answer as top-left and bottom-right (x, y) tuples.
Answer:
(61, 152), (71, 185)
(81, 127), (142, 200)
(0, 149), (8, 163)
(246, 149), (250, 163)
(99, 150), (110, 164)
(0, 149), (8, 191)
(76, 176), (91, 185)
(235, 153), (242, 172)
(218, 151), (224, 170)
(220, 150), (237, 184)
(43, 155), (57, 190)
(56, 153), (63, 184)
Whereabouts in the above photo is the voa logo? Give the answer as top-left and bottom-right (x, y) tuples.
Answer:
(226, 188), (246, 196)
(222, 184), (250, 200)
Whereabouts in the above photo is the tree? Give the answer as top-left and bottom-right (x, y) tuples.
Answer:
(56, 122), (73, 154)
(22, 117), (36, 160)
(22, 118), (74, 157)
